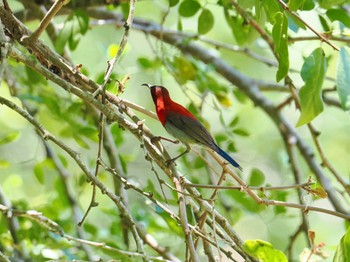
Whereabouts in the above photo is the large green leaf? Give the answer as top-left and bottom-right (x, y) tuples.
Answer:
(337, 47), (350, 110)
(333, 227), (350, 262)
(296, 47), (326, 127)
(272, 12), (289, 82)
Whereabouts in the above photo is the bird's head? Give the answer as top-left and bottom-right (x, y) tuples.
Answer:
(142, 83), (171, 103)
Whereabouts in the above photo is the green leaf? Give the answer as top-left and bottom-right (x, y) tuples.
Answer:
(334, 227), (350, 262)
(233, 128), (249, 137)
(215, 91), (232, 107)
(337, 47), (350, 110)
(0, 160), (10, 168)
(172, 56), (197, 84)
(272, 12), (289, 82)
(177, 16), (183, 31)
(296, 47), (326, 127)
(0, 131), (19, 145)
(262, 0), (282, 23)
(198, 9), (214, 35)
(319, 0), (346, 9)
(168, 0), (179, 7)
(33, 159), (54, 185)
(318, 15), (331, 32)
(178, 0), (201, 17)
(225, 14), (248, 45)
(326, 9), (350, 28)
(243, 240), (288, 262)
(249, 169), (265, 186)
(289, 0), (307, 11)
(75, 9), (89, 34)
(73, 134), (90, 149)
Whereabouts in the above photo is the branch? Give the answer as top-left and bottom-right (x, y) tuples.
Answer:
(0, 204), (171, 262)
(276, 0), (339, 51)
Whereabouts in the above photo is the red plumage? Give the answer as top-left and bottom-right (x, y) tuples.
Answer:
(143, 84), (242, 170)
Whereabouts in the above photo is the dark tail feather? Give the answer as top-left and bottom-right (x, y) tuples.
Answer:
(216, 146), (243, 171)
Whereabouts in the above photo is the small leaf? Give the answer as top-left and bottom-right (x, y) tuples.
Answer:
(262, 0), (282, 23)
(178, 0), (201, 17)
(0, 160), (10, 168)
(318, 15), (331, 32)
(319, 0), (346, 9)
(177, 16), (183, 31)
(233, 128), (249, 137)
(336, 47), (350, 110)
(33, 159), (54, 185)
(243, 240), (288, 262)
(326, 9), (350, 28)
(168, 0), (179, 7)
(296, 47), (326, 127)
(172, 56), (197, 84)
(334, 227), (350, 262)
(289, 0), (307, 11)
(75, 9), (89, 34)
(215, 91), (232, 107)
(0, 131), (19, 145)
(34, 162), (45, 184)
(73, 134), (90, 149)
(272, 12), (289, 82)
(198, 9), (214, 35)
(229, 116), (240, 128)
(249, 169), (265, 186)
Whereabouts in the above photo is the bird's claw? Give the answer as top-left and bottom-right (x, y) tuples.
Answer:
(151, 136), (161, 144)
(165, 159), (176, 167)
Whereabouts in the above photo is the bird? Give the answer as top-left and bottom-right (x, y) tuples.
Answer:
(142, 84), (242, 171)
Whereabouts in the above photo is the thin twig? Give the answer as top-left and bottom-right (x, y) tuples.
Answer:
(29, 0), (68, 41)
(276, 0), (339, 51)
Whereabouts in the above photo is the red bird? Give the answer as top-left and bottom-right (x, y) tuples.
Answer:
(143, 84), (242, 171)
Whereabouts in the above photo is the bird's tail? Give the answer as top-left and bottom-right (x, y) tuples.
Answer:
(216, 145), (243, 171)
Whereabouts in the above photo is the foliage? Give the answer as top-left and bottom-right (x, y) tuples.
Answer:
(0, 0), (349, 261)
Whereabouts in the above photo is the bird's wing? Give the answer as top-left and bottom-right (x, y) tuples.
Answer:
(166, 112), (217, 150)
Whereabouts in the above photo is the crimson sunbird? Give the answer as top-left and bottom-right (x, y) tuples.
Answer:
(143, 84), (242, 171)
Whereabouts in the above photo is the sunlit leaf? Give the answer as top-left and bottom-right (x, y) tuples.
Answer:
(319, 0), (346, 9)
(33, 159), (54, 185)
(272, 12), (289, 82)
(233, 128), (249, 137)
(243, 240), (288, 262)
(262, 0), (282, 23)
(0, 131), (19, 145)
(215, 91), (232, 107)
(0, 160), (10, 168)
(327, 9), (350, 27)
(296, 47), (326, 126)
(334, 227), (350, 262)
(289, 0), (307, 11)
(336, 47), (350, 110)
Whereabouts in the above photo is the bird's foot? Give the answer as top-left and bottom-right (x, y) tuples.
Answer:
(151, 136), (179, 145)
(165, 158), (177, 167)
(151, 136), (161, 144)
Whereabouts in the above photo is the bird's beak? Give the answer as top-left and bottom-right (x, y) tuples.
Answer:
(141, 83), (151, 88)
